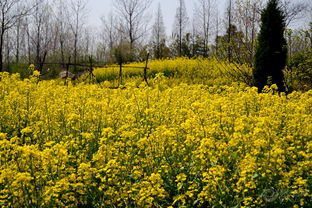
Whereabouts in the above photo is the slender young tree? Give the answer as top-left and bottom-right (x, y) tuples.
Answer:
(254, 0), (287, 92)
(234, 0), (263, 65)
(0, 0), (33, 72)
(13, 16), (28, 64)
(280, 0), (307, 27)
(54, 0), (71, 68)
(196, 0), (216, 57)
(150, 3), (167, 59)
(114, 0), (152, 60)
(173, 0), (189, 57)
(69, 0), (87, 71)
(101, 12), (118, 63)
(226, 0), (233, 62)
(215, 10), (220, 56)
(29, 0), (53, 72)
(14, 11), (22, 63)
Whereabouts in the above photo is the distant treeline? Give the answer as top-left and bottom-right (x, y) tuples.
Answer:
(0, 0), (311, 80)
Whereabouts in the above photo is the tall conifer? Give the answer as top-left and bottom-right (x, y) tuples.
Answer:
(254, 0), (287, 92)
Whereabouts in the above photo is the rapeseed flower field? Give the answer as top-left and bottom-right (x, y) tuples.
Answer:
(93, 57), (252, 86)
(0, 70), (311, 207)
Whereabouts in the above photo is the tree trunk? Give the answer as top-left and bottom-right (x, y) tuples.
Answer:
(228, 0), (232, 62)
(39, 51), (47, 71)
(26, 18), (31, 65)
(16, 20), (20, 63)
(179, 0), (182, 56)
(119, 60), (122, 86)
(6, 31), (10, 72)
(129, 14), (134, 61)
(60, 39), (65, 68)
(250, 4), (256, 65)
(74, 33), (77, 71)
(35, 42), (40, 71)
(144, 53), (149, 85)
(215, 11), (219, 57)
(0, 16), (5, 72)
(0, 30), (4, 72)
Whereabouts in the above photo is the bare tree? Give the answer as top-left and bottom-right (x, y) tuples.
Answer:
(195, 0), (216, 57)
(190, 16), (199, 57)
(24, 17), (32, 64)
(308, 2), (312, 25)
(280, 0), (307, 27)
(28, 0), (54, 72)
(53, 0), (71, 67)
(13, 16), (28, 63)
(226, 0), (233, 61)
(215, 9), (220, 56)
(150, 3), (167, 59)
(100, 12), (119, 63)
(14, 7), (22, 63)
(0, 0), (34, 72)
(4, 29), (13, 71)
(234, 0), (263, 64)
(82, 27), (97, 60)
(114, 0), (152, 60)
(173, 0), (189, 56)
(68, 0), (87, 71)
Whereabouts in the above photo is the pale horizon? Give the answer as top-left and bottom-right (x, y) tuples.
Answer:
(87, 0), (310, 36)
(88, 0), (226, 35)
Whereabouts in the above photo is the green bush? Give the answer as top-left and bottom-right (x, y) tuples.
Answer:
(285, 49), (312, 91)
(9, 63), (30, 78)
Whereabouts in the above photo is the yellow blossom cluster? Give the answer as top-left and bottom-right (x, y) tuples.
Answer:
(0, 72), (311, 207)
(93, 57), (252, 86)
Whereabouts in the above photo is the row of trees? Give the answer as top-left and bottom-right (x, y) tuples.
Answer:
(0, 0), (91, 72)
(0, 0), (311, 74)
(114, 0), (310, 64)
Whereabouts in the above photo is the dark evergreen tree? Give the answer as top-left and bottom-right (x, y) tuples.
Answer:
(253, 0), (287, 92)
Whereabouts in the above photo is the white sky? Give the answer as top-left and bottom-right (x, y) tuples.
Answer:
(87, 0), (310, 35)
(87, 0), (227, 34)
